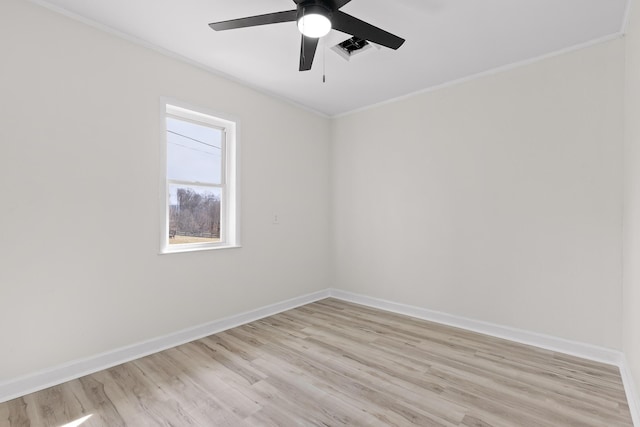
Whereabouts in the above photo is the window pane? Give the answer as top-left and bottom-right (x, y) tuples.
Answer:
(168, 184), (222, 245)
(167, 117), (222, 184)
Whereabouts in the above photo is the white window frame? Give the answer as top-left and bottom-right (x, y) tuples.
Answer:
(160, 99), (240, 254)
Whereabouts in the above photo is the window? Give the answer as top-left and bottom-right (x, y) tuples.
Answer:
(161, 101), (238, 253)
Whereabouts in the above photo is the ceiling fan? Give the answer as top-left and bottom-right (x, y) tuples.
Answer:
(209, 0), (405, 71)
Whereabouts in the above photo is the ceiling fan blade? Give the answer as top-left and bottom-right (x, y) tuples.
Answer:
(209, 10), (297, 31)
(327, 0), (353, 10)
(299, 35), (319, 71)
(332, 11), (405, 50)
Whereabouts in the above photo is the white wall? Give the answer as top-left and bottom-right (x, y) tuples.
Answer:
(0, 0), (331, 381)
(331, 40), (625, 349)
(624, 0), (640, 400)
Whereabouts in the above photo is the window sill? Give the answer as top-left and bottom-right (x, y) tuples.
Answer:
(159, 244), (242, 255)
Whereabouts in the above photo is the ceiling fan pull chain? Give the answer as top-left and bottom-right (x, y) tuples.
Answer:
(301, 8), (306, 64)
(323, 37), (327, 83)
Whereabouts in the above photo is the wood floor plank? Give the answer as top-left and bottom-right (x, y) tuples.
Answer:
(0, 298), (633, 426)
(0, 398), (29, 427)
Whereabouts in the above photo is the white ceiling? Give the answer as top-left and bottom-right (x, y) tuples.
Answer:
(35, 0), (629, 116)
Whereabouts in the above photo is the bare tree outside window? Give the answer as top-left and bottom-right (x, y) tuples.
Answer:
(169, 186), (221, 244)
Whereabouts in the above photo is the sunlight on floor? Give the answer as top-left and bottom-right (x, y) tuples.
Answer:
(59, 414), (93, 427)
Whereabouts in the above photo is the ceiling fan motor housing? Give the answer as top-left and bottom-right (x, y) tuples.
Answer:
(297, 1), (333, 22)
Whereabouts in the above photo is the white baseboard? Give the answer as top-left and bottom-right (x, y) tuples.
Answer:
(0, 289), (330, 404)
(328, 289), (623, 365)
(621, 355), (640, 426)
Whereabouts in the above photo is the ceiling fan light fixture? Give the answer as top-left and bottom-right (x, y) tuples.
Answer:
(297, 5), (332, 38)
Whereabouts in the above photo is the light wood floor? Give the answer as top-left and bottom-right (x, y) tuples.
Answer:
(0, 298), (633, 426)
